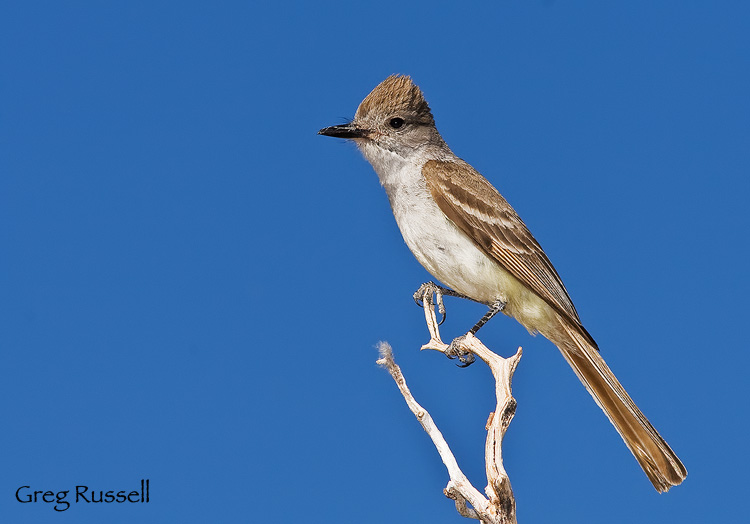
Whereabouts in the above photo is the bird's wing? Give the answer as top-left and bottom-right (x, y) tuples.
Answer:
(422, 158), (591, 338)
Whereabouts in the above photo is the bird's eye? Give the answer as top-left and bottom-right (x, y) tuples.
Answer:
(389, 117), (405, 129)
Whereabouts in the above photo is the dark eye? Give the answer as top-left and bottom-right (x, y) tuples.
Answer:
(389, 117), (405, 129)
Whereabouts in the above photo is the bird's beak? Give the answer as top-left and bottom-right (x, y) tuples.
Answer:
(318, 123), (370, 139)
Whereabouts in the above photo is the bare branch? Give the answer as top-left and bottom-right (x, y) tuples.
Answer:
(377, 287), (522, 523)
(376, 342), (490, 517)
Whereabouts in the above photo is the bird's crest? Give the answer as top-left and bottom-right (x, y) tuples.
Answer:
(356, 75), (434, 125)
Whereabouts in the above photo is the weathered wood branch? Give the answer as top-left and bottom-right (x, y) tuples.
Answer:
(377, 289), (522, 523)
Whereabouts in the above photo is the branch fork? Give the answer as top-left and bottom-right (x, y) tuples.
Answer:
(377, 290), (522, 523)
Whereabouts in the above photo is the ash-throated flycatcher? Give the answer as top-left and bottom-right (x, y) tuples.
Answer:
(319, 75), (686, 492)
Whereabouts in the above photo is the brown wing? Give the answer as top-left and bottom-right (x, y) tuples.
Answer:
(422, 159), (593, 342)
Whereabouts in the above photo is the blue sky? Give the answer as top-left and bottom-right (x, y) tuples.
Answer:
(1, 2), (748, 522)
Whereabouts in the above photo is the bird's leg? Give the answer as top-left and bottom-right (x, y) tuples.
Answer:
(446, 300), (506, 367)
(470, 299), (506, 334)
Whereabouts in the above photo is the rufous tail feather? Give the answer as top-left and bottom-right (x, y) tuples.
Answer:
(552, 321), (687, 492)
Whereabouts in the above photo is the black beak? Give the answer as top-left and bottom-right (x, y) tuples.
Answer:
(318, 123), (369, 139)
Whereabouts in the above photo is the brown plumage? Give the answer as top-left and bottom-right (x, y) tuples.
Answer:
(356, 75), (435, 126)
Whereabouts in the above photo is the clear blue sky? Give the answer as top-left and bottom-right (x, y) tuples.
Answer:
(1, 2), (748, 522)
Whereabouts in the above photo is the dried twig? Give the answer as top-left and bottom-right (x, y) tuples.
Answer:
(377, 289), (522, 523)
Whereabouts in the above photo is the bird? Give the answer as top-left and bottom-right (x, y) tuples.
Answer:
(318, 74), (686, 492)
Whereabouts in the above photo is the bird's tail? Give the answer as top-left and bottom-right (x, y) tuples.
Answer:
(551, 321), (687, 492)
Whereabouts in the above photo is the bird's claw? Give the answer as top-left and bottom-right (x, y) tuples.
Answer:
(445, 335), (475, 367)
(413, 281), (447, 325)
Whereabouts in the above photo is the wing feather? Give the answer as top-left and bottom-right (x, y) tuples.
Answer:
(423, 159), (593, 342)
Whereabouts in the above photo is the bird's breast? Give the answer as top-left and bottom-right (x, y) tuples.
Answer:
(356, 141), (559, 336)
(372, 158), (511, 305)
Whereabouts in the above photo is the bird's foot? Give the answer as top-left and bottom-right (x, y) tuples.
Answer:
(413, 281), (448, 325)
(445, 335), (475, 367)
(413, 282), (477, 326)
